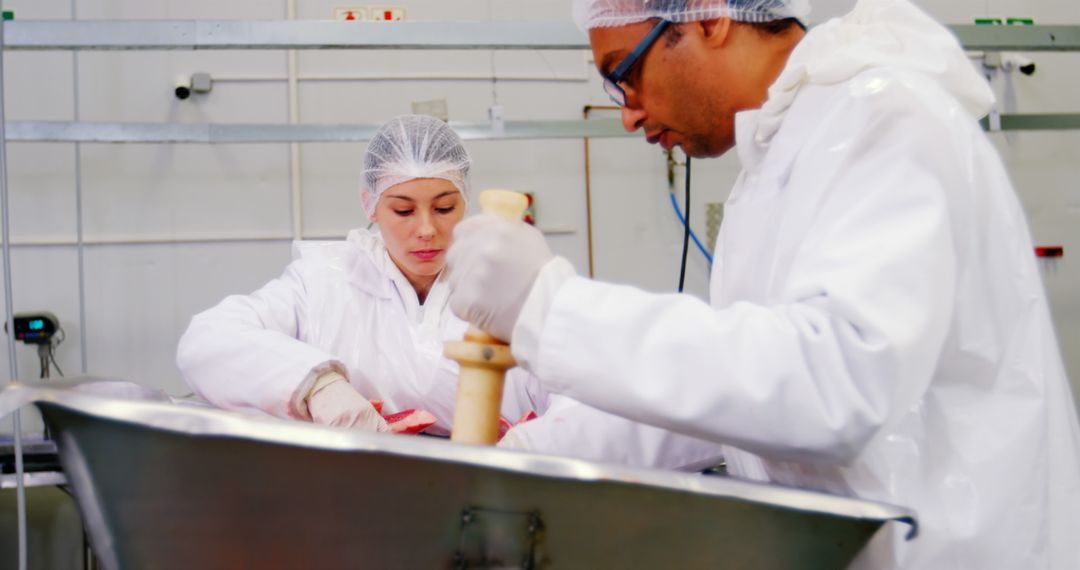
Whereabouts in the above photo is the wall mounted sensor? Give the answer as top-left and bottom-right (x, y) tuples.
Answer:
(982, 52), (1036, 76)
(175, 75), (191, 100)
(175, 72), (214, 100)
(1001, 53), (1036, 76)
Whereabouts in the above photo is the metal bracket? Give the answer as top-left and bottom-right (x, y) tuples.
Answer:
(452, 506), (546, 569)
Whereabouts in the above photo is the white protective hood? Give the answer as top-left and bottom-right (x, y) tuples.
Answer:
(741, 0), (994, 167)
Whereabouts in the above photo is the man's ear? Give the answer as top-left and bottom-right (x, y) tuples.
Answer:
(699, 18), (733, 47)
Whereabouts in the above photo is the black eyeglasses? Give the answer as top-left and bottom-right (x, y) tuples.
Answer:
(603, 19), (672, 106)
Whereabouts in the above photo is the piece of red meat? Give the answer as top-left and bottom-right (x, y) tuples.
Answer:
(369, 399), (384, 414)
(382, 409), (437, 434)
(497, 416), (513, 438)
(496, 410), (539, 441)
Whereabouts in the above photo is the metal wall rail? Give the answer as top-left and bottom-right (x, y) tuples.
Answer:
(6, 114), (1080, 143)
(2, 21), (1080, 52)
(2, 21), (591, 51)
(980, 113), (1080, 131)
(5, 120), (632, 142)
(952, 24), (1080, 52)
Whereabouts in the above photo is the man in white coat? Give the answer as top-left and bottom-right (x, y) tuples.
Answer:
(446, 0), (1080, 567)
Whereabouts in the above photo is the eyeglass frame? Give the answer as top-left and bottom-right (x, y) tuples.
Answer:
(602, 19), (672, 106)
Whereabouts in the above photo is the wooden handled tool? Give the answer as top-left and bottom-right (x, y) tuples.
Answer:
(445, 189), (530, 445)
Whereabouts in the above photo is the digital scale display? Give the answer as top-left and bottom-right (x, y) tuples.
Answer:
(9, 313), (58, 344)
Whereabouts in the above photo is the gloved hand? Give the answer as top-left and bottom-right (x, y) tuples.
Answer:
(306, 374), (391, 432)
(497, 425), (531, 451)
(446, 214), (553, 342)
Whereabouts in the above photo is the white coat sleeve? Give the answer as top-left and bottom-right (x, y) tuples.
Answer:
(176, 259), (346, 419)
(506, 394), (726, 471)
(499, 367), (551, 420)
(533, 93), (958, 465)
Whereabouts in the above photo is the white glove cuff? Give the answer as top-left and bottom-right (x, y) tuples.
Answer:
(290, 362), (348, 420)
(305, 371), (347, 401)
(510, 256), (576, 374)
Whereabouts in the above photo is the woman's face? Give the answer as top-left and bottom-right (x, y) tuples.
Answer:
(373, 178), (465, 286)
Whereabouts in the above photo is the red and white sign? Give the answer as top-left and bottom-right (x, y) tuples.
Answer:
(371, 7), (406, 21)
(333, 7), (368, 21)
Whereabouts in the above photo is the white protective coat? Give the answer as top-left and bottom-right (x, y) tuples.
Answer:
(177, 228), (722, 468)
(520, 0), (1080, 567)
(177, 229), (546, 436)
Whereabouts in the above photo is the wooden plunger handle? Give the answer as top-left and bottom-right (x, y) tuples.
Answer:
(446, 189), (530, 444)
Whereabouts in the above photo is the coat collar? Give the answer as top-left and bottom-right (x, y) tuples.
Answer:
(345, 229), (396, 300)
(734, 0), (994, 172)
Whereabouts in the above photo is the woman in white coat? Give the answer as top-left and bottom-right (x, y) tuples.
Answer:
(176, 115), (545, 435)
(177, 114), (724, 466)
(447, 0), (1080, 567)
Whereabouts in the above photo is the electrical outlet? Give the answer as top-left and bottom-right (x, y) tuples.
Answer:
(488, 104), (504, 133)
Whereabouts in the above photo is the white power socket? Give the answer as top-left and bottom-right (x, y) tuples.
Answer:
(488, 104), (505, 133)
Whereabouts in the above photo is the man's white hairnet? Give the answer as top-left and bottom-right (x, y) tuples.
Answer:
(573, 0), (810, 30)
(360, 114), (472, 217)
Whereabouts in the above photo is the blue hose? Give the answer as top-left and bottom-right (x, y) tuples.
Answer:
(669, 191), (714, 265)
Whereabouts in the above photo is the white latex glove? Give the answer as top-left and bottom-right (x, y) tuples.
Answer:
(446, 214), (554, 342)
(306, 375), (391, 433)
(497, 425), (531, 451)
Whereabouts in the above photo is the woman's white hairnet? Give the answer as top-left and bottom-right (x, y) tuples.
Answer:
(360, 114), (472, 217)
(573, 0), (810, 30)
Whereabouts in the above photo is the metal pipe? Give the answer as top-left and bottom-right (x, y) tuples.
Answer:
(286, 0), (302, 243)
(5, 119), (633, 143)
(0, 226), (574, 248)
(0, 233), (302, 247)
(582, 105), (620, 279)
(0, 2), (29, 568)
(210, 72), (590, 83)
(72, 0), (87, 375)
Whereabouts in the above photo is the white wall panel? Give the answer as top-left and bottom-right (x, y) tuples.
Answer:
(3, 0), (71, 20)
(466, 139), (592, 272)
(77, 143), (292, 238)
(75, 52), (288, 123)
(297, 141), (369, 236)
(2, 53), (73, 122)
(80, 242), (292, 394)
(298, 79), (492, 122)
(5, 144), (78, 241)
(76, 0), (283, 20)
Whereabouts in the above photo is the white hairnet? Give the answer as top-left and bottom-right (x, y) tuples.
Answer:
(360, 115), (472, 217)
(573, 0), (810, 30)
